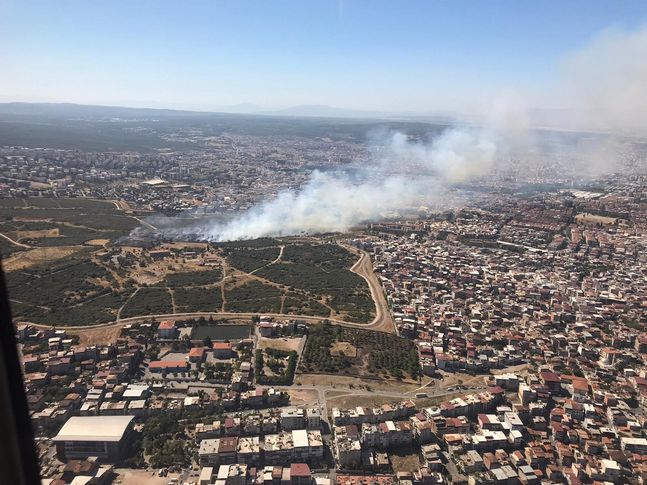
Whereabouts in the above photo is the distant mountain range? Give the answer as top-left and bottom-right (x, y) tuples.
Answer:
(0, 102), (624, 137)
(0, 101), (457, 124)
(0, 102), (206, 120)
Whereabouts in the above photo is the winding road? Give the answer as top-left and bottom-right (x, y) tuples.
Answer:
(342, 244), (395, 333)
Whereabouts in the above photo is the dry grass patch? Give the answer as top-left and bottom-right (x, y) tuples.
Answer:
(3, 246), (83, 271)
(85, 239), (110, 246)
(389, 451), (421, 473)
(331, 340), (357, 358)
(258, 336), (303, 352)
(16, 228), (59, 240)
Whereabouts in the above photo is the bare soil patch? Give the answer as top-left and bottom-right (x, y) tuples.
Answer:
(3, 246), (83, 271)
(258, 336), (303, 352)
(74, 324), (124, 346)
(326, 392), (404, 409)
(288, 389), (319, 406)
(575, 213), (627, 226)
(296, 373), (420, 392)
(16, 228), (59, 240)
(331, 340), (357, 358)
(114, 468), (177, 485)
(85, 238), (110, 246)
(389, 451), (422, 473)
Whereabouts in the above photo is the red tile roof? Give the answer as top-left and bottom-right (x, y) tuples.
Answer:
(188, 347), (205, 357)
(290, 463), (311, 477)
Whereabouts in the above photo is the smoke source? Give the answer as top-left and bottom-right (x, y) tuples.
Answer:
(179, 127), (499, 241)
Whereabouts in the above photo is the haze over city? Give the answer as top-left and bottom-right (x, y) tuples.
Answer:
(2, 2), (647, 485)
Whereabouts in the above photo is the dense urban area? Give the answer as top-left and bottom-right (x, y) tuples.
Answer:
(2, 106), (647, 485)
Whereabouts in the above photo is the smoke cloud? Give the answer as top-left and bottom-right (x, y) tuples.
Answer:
(561, 27), (647, 136)
(160, 25), (647, 242)
(180, 127), (499, 241)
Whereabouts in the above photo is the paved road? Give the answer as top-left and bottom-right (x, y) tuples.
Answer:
(342, 244), (395, 333)
(160, 379), (484, 422)
(28, 309), (393, 332)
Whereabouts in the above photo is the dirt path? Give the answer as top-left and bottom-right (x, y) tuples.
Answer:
(169, 287), (177, 313)
(341, 243), (395, 333)
(220, 264), (228, 312)
(117, 287), (140, 320)
(249, 245), (284, 275)
(0, 232), (31, 249)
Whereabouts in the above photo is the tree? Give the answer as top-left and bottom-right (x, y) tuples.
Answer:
(203, 336), (213, 348)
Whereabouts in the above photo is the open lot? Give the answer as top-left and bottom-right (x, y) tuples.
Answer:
(287, 388), (320, 406)
(3, 245), (85, 271)
(114, 468), (179, 485)
(258, 336), (304, 353)
(389, 450), (422, 473)
(325, 392), (406, 409)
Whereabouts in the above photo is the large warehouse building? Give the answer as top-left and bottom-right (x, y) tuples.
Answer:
(52, 415), (135, 461)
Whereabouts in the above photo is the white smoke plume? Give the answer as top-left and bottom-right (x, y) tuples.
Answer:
(162, 25), (647, 242)
(186, 127), (499, 241)
(560, 27), (647, 136)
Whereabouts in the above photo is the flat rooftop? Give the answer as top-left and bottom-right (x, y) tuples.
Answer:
(53, 416), (134, 442)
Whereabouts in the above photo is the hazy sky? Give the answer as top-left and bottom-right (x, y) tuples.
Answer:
(2, 0), (647, 114)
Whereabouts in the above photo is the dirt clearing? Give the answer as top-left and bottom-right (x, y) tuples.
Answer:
(288, 388), (319, 406)
(326, 392), (405, 409)
(85, 239), (110, 246)
(258, 336), (303, 352)
(73, 323), (124, 346)
(114, 468), (179, 485)
(3, 246), (83, 271)
(296, 373), (421, 392)
(331, 340), (357, 357)
(389, 450), (422, 473)
(15, 228), (59, 240)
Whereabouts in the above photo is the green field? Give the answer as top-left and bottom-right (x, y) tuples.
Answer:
(300, 323), (419, 379)
(221, 242), (375, 323)
(220, 246), (280, 273)
(165, 269), (223, 287)
(174, 287), (223, 312)
(224, 280), (282, 313)
(0, 197), (139, 253)
(5, 249), (134, 325)
(3, 200), (375, 325)
(120, 287), (174, 318)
